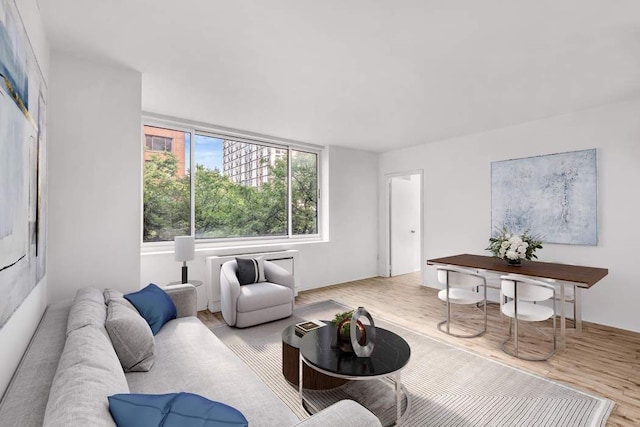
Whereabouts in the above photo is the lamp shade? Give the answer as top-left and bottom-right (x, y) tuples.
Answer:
(174, 236), (195, 262)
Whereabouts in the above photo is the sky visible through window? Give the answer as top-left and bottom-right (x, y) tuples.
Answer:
(185, 134), (224, 172)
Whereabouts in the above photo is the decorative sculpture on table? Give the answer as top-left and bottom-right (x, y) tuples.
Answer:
(350, 307), (376, 357)
(331, 308), (376, 355)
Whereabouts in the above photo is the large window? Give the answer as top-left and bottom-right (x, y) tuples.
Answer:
(143, 124), (319, 243)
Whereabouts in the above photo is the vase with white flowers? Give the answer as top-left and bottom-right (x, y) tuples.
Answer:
(486, 226), (543, 265)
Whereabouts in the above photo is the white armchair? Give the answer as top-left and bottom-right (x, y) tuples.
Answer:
(220, 260), (295, 328)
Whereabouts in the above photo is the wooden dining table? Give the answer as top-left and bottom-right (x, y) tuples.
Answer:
(427, 253), (608, 348)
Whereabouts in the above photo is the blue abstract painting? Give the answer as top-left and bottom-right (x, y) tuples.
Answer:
(491, 149), (597, 245)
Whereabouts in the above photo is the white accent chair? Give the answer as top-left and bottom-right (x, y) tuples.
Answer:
(437, 266), (487, 338)
(220, 259), (295, 328)
(500, 275), (557, 361)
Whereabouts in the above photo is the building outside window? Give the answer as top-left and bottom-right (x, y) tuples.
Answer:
(222, 141), (287, 188)
(145, 135), (172, 152)
(143, 126), (187, 176)
(142, 126), (191, 241)
(142, 123), (319, 243)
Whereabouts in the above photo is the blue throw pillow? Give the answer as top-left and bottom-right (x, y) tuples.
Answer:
(108, 392), (248, 427)
(124, 284), (177, 335)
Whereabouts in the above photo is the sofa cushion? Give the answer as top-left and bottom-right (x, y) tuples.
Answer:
(236, 256), (266, 285)
(124, 284), (177, 335)
(67, 288), (108, 337)
(125, 317), (298, 426)
(108, 392), (248, 427)
(237, 282), (294, 313)
(104, 288), (137, 311)
(44, 325), (129, 427)
(105, 298), (156, 372)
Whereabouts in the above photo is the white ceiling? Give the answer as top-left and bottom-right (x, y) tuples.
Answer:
(40, 0), (640, 152)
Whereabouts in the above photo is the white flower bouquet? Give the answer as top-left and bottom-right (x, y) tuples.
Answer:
(486, 226), (543, 264)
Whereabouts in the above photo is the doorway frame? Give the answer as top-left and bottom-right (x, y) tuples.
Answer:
(385, 169), (424, 279)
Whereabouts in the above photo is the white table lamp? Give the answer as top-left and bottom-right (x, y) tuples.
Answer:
(174, 235), (195, 284)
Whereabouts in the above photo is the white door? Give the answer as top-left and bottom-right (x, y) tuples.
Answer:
(390, 174), (421, 276)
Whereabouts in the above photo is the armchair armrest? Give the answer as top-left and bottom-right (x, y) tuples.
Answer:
(164, 284), (197, 318)
(264, 261), (295, 293)
(220, 261), (242, 326)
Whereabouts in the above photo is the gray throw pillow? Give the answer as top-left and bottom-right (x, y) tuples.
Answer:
(105, 298), (156, 372)
(104, 288), (137, 311)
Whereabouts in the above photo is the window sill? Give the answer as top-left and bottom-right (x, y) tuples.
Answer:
(140, 236), (327, 256)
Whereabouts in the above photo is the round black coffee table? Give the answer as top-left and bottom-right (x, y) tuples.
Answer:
(299, 325), (411, 426)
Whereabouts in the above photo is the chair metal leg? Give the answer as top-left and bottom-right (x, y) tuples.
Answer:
(552, 310), (557, 353)
(437, 319), (486, 338)
(501, 317), (557, 361)
(483, 284), (488, 333)
(446, 300), (451, 334)
(437, 298), (487, 338)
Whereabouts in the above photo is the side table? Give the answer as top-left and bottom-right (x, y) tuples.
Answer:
(166, 280), (203, 287)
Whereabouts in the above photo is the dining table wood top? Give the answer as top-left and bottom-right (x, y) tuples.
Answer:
(427, 253), (608, 288)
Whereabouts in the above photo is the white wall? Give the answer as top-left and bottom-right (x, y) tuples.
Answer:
(47, 52), (142, 302)
(141, 145), (379, 299)
(379, 98), (640, 332)
(0, 0), (49, 399)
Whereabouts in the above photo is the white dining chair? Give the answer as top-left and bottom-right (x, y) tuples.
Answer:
(437, 266), (487, 338)
(500, 275), (557, 361)
(504, 274), (577, 324)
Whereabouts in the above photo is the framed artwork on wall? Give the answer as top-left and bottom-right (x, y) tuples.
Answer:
(491, 149), (598, 246)
(0, 0), (47, 329)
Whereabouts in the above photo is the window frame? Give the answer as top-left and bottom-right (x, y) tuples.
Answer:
(141, 115), (323, 248)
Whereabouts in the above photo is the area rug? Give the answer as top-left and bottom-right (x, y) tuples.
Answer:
(211, 300), (613, 426)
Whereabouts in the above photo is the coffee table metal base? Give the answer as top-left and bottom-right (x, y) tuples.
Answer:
(299, 354), (411, 426)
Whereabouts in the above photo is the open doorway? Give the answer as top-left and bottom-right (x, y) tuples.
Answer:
(388, 172), (423, 277)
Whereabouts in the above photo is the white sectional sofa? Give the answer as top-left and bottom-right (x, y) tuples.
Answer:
(0, 284), (381, 426)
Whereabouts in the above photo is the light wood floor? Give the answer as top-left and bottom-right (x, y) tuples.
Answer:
(198, 273), (640, 426)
